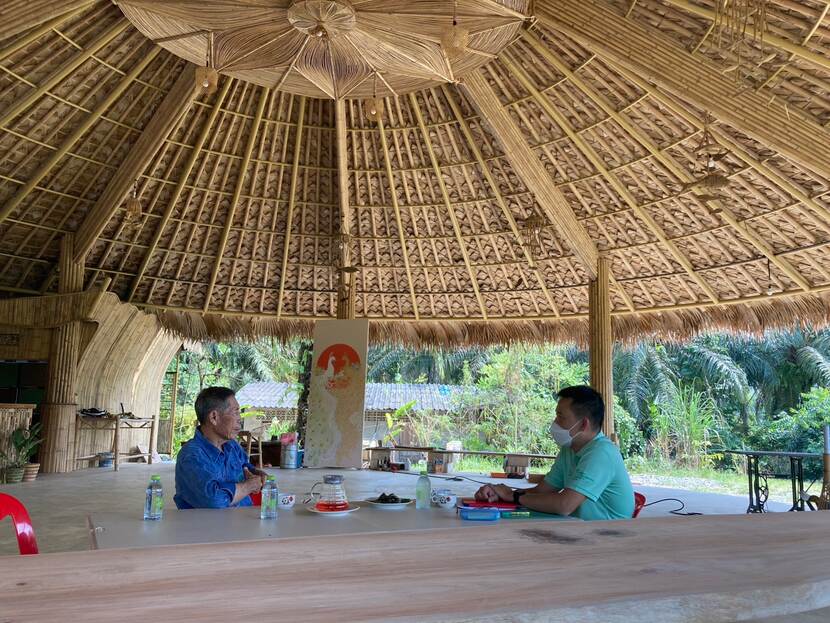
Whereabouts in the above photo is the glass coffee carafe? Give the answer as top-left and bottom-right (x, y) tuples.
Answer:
(310, 474), (350, 512)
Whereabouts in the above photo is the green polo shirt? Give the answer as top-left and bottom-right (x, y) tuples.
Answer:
(544, 432), (634, 520)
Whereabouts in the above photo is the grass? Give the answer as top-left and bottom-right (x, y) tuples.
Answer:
(626, 461), (804, 504)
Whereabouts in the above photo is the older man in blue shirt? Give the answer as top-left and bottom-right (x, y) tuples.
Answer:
(174, 386), (266, 509)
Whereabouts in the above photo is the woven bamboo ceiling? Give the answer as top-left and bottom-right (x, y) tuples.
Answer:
(1, 0), (829, 343)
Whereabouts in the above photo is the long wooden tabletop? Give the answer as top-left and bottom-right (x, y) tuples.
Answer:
(89, 504), (574, 549)
(3, 513), (830, 622)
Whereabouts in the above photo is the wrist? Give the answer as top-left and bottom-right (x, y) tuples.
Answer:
(512, 490), (527, 505)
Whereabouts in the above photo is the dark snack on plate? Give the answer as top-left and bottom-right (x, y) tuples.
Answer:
(376, 492), (410, 503)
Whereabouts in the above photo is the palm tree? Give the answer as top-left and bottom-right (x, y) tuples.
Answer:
(723, 328), (830, 419)
(613, 341), (678, 424)
(367, 346), (490, 384)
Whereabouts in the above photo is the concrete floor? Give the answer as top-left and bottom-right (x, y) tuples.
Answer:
(0, 462), (790, 555)
(3, 465), (825, 621)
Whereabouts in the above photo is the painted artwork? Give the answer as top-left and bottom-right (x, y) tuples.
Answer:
(303, 319), (369, 468)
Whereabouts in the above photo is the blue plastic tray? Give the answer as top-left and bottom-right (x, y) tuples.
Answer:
(458, 507), (501, 521)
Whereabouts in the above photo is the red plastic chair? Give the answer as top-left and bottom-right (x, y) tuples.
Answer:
(0, 493), (39, 555)
(632, 492), (646, 518)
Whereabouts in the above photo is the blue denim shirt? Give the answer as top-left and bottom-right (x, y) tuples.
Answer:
(174, 428), (254, 509)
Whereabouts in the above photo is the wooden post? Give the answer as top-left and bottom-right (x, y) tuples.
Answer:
(40, 234), (84, 472)
(149, 413), (159, 465)
(167, 354), (180, 456)
(113, 414), (121, 472)
(589, 256), (615, 441)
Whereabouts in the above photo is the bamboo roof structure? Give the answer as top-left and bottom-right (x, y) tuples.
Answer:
(1, 0), (829, 345)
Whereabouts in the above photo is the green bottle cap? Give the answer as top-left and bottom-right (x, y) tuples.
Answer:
(267, 475), (276, 481)
(151, 475), (161, 480)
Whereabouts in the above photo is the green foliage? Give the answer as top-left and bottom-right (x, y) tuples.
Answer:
(266, 418), (296, 440)
(613, 397), (643, 459)
(643, 385), (720, 469)
(172, 406), (198, 456)
(0, 423), (43, 468)
(452, 346), (587, 455)
(407, 408), (457, 448)
(382, 400), (416, 446)
(166, 327), (830, 477)
(367, 346), (490, 384)
(748, 387), (830, 477)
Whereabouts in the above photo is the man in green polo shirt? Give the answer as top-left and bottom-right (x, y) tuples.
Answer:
(474, 385), (634, 520)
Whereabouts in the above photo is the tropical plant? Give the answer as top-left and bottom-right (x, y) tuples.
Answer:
(266, 418), (297, 440)
(1, 423), (43, 468)
(368, 346), (490, 384)
(382, 400), (417, 446)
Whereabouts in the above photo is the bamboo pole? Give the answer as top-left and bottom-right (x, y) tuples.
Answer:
(458, 69), (599, 280)
(128, 77), (234, 302)
(519, 32), (814, 294)
(409, 92), (489, 318)
(204, 87), (269, 312)
(538, 0), (830, 182)
(0, 0), (97, 44)
(0, 46), (161, 225)
(75, 64), (201, 262)
(40, 233), (84, 473)
(277, 96), (306, 320)
(377, 112), (420, 320)
(167, 353), (180, 456)
(589, 256), (615, 441)
(335, 98), (359, 320)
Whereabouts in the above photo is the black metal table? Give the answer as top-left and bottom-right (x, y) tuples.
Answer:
(721, 449), (822, 513)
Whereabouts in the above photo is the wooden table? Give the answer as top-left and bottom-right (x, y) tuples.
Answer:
(5, 513), (830, 622)
(73, 414), (157, 471)
(88, 504), (575, 549)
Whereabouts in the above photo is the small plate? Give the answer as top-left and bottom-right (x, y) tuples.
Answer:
(365, 498), (413, 510)
(307, 504), (360, 516)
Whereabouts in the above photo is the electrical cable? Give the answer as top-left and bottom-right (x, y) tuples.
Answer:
(642, 497), (703, 516)
(392, 470), (497, 487)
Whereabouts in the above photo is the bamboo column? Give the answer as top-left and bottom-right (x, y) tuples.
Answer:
(40, 234), (84, 472)
(589, 256), (615, 441)
(335, 98), (356, 320)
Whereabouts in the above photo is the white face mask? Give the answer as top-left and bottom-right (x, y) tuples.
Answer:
(549, 420), (582, 448)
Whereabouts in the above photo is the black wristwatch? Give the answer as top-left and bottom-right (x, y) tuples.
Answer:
(512, 489), (526, 505)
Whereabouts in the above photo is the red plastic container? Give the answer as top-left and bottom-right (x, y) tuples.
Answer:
(250, 492), (262, 506)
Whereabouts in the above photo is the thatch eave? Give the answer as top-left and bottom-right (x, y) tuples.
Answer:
(152, 291), (830, 348)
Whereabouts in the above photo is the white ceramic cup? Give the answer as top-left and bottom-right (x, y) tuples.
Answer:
(278, 493), (296, 509)
(431, 488), (451, 505)
(438, 493), (457, 509)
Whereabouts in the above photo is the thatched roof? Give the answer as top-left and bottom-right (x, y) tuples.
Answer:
(1, 0), (829, 345)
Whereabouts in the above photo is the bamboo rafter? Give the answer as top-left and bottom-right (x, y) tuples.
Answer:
(538, 0), (830, 181)
(519, 32), (814, 295)
(0, 0), (827, 342)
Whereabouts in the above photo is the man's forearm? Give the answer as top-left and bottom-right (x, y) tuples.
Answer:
(231, 481), (253, 505)
(518, 491), (573, 515)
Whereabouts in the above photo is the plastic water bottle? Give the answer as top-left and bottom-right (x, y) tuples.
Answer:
(143, 475), (163, 520)
(416, 470), (431, 510)
(261, 476), (279, 520)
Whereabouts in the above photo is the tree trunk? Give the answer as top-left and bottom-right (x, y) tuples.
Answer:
(295, 340), (313, 444)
